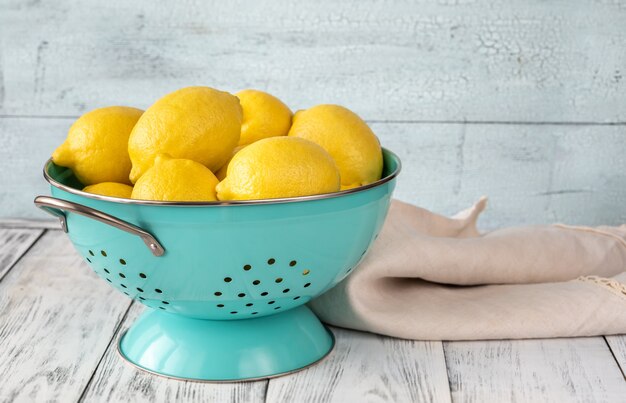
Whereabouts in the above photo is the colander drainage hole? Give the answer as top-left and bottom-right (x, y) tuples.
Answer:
(106, 278), (112, 283)
(86, 258), (91, 263)
(243, 264), (251, 271)
(162, 301), (169, 305)
(88, 250), (94, 256)
(139, 273), (147, 279)
(136, 287), (143, 292)
(293, 296), (301, 300)
(230, 311), (237, 314)
(274, 306), (281, 310)
(103, 268), (109, 274)
(238, 293), (246, 298)
(252, 312), (258, 315)
(124, 292), (129, 296)
(224, 277), (232, 283)
(214, 291), (222, 296)
(261, 292), (268, 296)
(282, 288), (290, 293)
(120, 284), (127, 288)
(217, 304), (224, 308)
(119, 273), (126, 279)
(304, 283), (311, 288)
(268, 300), (275, 305)
(275, 278), (283, 283)
(303, 269), (310, 276)
(289, 260), (297, 267)
(119, 259), (126, 265)
(268, 258), (275, 265)
(139, 296), (145, 300)
(101, 250), (107, 257)
(253, 280), (261, 285)
(159, 307), (166, 310)
(246, 303), (253, 307)
(155, 289), (163, 294)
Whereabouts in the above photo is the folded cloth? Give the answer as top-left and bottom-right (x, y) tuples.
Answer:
(309, 198), (626, 340)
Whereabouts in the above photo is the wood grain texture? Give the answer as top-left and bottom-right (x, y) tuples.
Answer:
(0, 228), (42, 280)
(376, 122), (626, 228)
(266, 327), (451, 403)
(0, 117), (72, 221)
(0, 230), (131, 402)
(0, 219), (58, 229)
(80, 303), (267, 403)
(444, 337), (626, 403)
(1, 0), (626, 122)
(4, 116), (625, 228)
(605, 335), (626, 379)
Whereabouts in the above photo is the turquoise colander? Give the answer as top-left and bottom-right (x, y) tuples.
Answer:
(34, 149), (401, 381)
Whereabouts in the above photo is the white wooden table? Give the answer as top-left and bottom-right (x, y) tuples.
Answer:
(1, 223), (625, 403)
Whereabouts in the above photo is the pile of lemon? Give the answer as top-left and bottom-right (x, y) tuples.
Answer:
(53, 87), (383, 202)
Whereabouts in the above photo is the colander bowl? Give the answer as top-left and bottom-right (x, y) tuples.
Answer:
(34, 148), (401, 381)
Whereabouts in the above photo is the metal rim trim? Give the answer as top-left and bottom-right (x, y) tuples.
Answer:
(115, 326), (336, 383)
(43, 148), (401, 206)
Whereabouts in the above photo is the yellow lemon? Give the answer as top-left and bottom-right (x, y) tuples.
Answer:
(131, 154), (219, 201)
(288, 104), (383, 189)
(83, 182), (133, 198)
(236, 89), (292, 146)
(216, 137), (340, 200)
(215, 145), (246, 181)
(52, 106), (143, 185)
(128, 86), (242, 183)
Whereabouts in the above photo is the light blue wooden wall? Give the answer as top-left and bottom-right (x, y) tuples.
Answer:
(1, 0), (625, 227)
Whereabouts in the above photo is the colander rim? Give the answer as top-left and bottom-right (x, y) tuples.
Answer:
(42, 147), (402, 206)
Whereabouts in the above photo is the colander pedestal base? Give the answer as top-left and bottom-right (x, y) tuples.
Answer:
(117, 305), (334, 381)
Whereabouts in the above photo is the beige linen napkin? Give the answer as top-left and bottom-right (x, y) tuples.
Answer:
(310, 198), (626, 340)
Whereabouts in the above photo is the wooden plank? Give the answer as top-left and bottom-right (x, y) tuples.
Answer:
(605, 335), (626, 379)
(5, 116), (625, 229)
(0, 219), (58, 230)
(444, 337), (626, 403)
(266, 327), (451, 403)
(376, 122), (626, 228)
(0, 230), (132, 402)
(79, 302), (267, 403)
(0, 227), (42, 280)
(0, 117), (74, 221)
(1, 1), (626, 122)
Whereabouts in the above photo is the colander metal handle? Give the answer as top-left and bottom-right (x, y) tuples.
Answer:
(33, 196), (165, 257)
